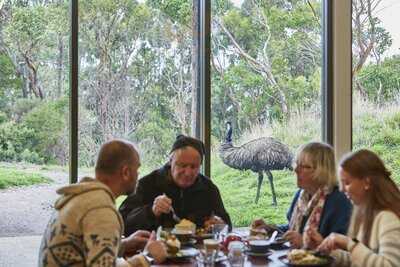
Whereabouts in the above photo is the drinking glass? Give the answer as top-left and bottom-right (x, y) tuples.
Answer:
(228, 241), (245, 267)
(211, 223), (228, 242)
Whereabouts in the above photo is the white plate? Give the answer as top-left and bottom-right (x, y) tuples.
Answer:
(167, 247), (199, 259)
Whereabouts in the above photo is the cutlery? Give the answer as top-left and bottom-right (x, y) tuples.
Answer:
(269, 230), (278, 243)
(156, 225), (162, 241)
(162, 193), (181, 222)
(170, 206), (181, 222)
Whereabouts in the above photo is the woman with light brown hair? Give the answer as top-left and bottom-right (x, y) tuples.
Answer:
(318, 149), (400, 267)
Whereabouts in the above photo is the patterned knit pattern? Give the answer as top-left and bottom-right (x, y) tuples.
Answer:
(38, 177), (147, 267)
(331, 210), (400, 267)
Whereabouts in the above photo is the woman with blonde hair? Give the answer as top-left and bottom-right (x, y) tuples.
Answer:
(318, 149), (400, 266)
(252, 142), (352, 249)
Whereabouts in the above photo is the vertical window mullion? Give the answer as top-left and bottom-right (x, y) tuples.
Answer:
(199, 0), (211, 177)
(322, 0), (333, 145)
(69, 0), (79, 184)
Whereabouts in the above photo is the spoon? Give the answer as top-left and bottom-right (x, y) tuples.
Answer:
(269, 230), (278, 243)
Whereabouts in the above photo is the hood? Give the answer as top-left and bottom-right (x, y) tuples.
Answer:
(54, 177), (115, 210)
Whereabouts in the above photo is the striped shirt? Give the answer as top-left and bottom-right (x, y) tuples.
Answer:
(331, 210), (400, 267)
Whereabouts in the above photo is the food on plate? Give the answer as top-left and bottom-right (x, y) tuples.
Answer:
(249, 227), (268, 239)
(165, 235), (181, 255)
(287, 249), (328, 265)
(175, 218), (196, 233)
(196, 227), (209, 236)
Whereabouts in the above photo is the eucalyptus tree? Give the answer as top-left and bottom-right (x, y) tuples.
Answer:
(212, 0), (322, 135)
(352, 0), (393, 98)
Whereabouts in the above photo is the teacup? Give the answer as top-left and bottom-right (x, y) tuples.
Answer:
(203, 238), (220, 253)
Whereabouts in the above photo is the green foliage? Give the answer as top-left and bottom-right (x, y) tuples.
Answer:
(353, 106), (400, 185)
(5, 6), (48, 47)
(358, 56), (400, 103)
(0, 122), (37, 162)
(135, 109), (176, 168)
(147, 0), (191, 26)
(21, 98), (68, 163)
(0, 53), (23, 111)
(0, 167), (50, 189)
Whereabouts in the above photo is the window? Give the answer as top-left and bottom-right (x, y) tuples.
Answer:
(0, 1), (69, 235)
(77, 1), (196, 178)
(211, 0), (323, 226)
(352, 0), (400, 185)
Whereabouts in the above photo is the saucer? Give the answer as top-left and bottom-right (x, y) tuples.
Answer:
(181, 238), (197, 246)
(167, 247), (199, 260)
(244, 249), (272, 257)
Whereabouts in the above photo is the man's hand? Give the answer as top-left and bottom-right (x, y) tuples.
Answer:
(152, 194), (172, 217)
(204, 215), (225, 231)
(317, 233), (350, 254)
(283, 230), (303, 249)
(145, 231), (167, 264)
(122, 230), (151, 257)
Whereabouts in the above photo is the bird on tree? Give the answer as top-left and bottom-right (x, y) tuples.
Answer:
(219, 122), (293, 205)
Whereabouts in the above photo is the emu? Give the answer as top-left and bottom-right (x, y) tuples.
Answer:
(219, 122), (293, 205)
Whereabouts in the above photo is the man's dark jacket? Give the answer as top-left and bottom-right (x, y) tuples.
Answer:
(119, 165), (232, 236)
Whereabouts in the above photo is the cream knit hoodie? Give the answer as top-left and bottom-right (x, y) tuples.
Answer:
(38, 177), (148, 267)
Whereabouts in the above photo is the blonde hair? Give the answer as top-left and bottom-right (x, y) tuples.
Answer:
(295, 142), (338, 190)
(340, 149), (400, 244)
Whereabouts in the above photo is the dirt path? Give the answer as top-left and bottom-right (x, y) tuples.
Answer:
(0, 165), (85, 237)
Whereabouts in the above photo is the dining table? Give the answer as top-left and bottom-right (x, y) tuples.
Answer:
(151, 227), (290, 267)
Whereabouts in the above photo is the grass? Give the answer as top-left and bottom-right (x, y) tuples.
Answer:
(211, 154), (297, 227)
(0, 167), (51, 189)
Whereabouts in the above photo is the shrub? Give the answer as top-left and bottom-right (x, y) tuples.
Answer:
(0, 122), (38, 162)
(21, 98), (68, 163)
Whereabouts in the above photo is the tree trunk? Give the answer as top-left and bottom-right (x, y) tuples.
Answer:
(56, 35), (64, 98)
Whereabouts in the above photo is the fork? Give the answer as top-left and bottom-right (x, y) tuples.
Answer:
(170, 206), (181, 222)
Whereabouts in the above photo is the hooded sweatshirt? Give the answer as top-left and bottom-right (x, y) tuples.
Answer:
(38, 177), (148, 267)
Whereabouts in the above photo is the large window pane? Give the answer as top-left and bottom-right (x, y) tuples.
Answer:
(211, 0), (323, 226)
(0, 1), (69, 236)
(78, 1), (195, 181)
(352, 0), (400, 185)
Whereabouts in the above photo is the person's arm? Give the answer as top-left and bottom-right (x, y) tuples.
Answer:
(211, 184), (232, 230)
(320, 212), (400, 267)
(348, 212), (400, 267)
(119, 181), (158, 236)
(81, 207), (148, 267)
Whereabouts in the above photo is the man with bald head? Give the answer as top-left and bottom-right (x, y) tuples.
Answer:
(39, 139), (166, 267)
(119, 135), (231, 236)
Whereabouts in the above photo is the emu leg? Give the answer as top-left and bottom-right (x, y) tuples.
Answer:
(255, 171), (263, 204)
(266, 170), (277, 206)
